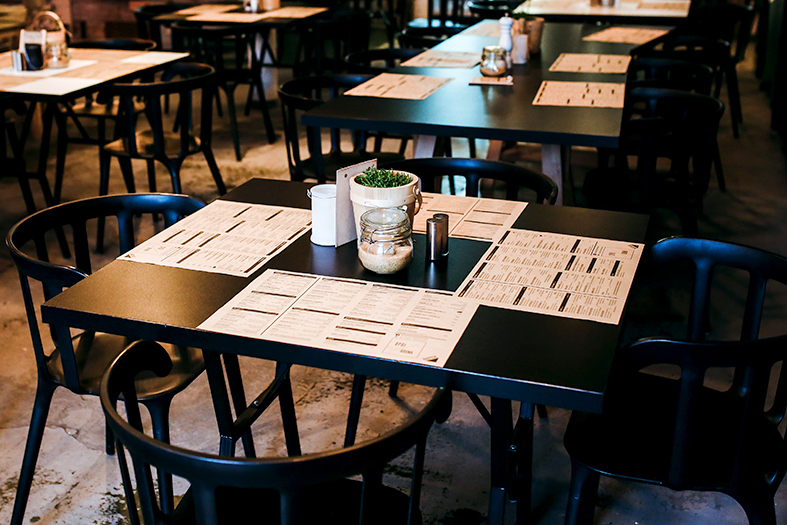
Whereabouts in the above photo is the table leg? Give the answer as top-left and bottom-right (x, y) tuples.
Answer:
(203, 350), (240, 456)
(412, 135), (437, 158)
(489, 397), (513, 525)
(541, 144), (574, 206)
(512, 403), (535, 525)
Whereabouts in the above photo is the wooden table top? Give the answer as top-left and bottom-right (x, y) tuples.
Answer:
(514, 0), (690, 24)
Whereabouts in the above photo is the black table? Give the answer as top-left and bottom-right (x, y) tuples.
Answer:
(302, 21), (638, 205)
(42, 178), (649, 524)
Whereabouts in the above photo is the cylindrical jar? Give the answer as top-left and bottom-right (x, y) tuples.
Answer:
(358, 208), (413, 274)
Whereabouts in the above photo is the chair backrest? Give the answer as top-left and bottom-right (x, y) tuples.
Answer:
(614, 237), (787, 490)
(134, 3), (192, 49)
(380, 157), (559, 203)
(170, 22), (265, 82)
(686, 0), (755, 63)
(626, 57), (714, 96)
(466, 0), (520, 18)
(278, 74), (372, 181)
(101, 340), (449, 525)
(398, 26), (464, 49)
(343, 47), (426, 74)
(68, 38), (157, 51)
(5, 193), (204, 394)
(621, 87), (723, 203)
(103, 62), (216, 161)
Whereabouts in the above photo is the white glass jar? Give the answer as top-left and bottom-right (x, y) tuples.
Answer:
(358, 208), (413, 274)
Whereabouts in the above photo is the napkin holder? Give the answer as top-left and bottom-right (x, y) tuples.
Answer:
(334, 159), (378, 247)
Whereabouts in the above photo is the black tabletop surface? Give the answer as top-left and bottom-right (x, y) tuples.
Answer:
(42, 179), (649, 413)
(302, 22), (640, 149)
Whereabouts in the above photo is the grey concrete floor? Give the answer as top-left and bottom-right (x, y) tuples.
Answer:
(1, 36), (787, 525)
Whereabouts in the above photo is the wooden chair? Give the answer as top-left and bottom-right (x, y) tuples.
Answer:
(98, 62), (226, 218)
(278, 74), (405, 183)
(467, 0), (521, 18)
(564, 236), (787, 525)
(171, 21), (276, 161)
(5, 193), (207, 525)
(101, 339), (451, 525)
(583, 87), (724, 236)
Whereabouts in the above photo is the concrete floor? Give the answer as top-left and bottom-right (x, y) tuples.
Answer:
(1, 35), (787, 525)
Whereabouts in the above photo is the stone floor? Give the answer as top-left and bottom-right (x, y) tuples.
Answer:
(1, 35), (787, 525)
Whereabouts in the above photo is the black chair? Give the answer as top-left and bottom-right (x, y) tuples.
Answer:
(278, 74), (405, 183)
(398, 25), (465, 49)
(5, 193), (208, 525)
(383, 157), (559, 202)
(171, 22), (276, 161)
(632, 33), (742, 138)
(134, 2), (192, 50)
(583, 87), (724, 236)
(406, 0), (472, 32)
(2, 94), (41, 216)
(343, 0), (406, 48)
(98, 62), (226, 212)
(101, 339), (451, 525)
(563, 236), (787, 525)
(52, 39), (157, 203)
(290, 8), (372, 76)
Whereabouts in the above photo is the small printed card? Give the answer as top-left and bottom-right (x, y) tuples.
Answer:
(583, 26), (669, 45)
(549, 53), (631, 74)
(469, 75), (514, 86)
(533, 80), (625, 108)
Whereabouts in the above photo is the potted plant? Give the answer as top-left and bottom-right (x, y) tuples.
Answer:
(349, 166), (422, 238)
(512, 4), (545, 55)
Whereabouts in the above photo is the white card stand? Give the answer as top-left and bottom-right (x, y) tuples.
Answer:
(335, 159), (378, 247)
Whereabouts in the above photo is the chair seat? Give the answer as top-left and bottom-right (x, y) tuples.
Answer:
(104, 131), (202, 160)
(173, 479), (421, 525)
(294, 151), (404, 182)
(46, 331), (204, 399)
(564, 372), (783, 491)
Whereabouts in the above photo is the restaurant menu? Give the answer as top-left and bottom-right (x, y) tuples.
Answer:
(583, 27), (669, 45)
(344, 73), (452, 100)
(413, 193), (527, 241)
(456, 229), (643, 324)
(549, 53), (631, 74)
(401, 50), (481, 68)
(199, 270), (478, 367)
(120, 200), (312, 277)
(533, 80), (625, 108)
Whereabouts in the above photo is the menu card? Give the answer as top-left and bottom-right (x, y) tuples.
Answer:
(413, 193), (527, 241)
(401, 50), (481, 68)
(344, 73), (452, 100)
(175, 4), (236, 14)
(120, 200), (312, 277)
(583, 26), (669, 45)
(533, 80), (625, 108)
(199, 270), (478, 367)
(456, 229), (643, 324)
(257, 6), (328, 18)
(549, 53), (631, 74)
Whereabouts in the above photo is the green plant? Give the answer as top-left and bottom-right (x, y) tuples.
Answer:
(354, 167), (413, 188)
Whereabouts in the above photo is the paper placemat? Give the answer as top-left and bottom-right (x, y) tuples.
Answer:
(533, 80), (625, 108)
(187, 11), (269, 22)
(0, 59), (97, 78)
(257, 6), (327, 18)
(549, 53), (631, 73)
(120, 52), (190, 65)
(175, 4), (237, 14)
(401, 50), (480, 68)
(583, 26), (669, 44)
(345, 73), (451, 100)
(5, 76), (103, 95)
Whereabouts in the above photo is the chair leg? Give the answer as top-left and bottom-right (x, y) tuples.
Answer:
(221, 353), (256, 458)
(725, 63), (742, 139)
(388, 380), (400, 397)
(276, 363), (301, 457)
(536, 404), (548, 419)
(105, 417), (116, 455)
(735, 490), (777, 525)
(713, 140), (726, 191)
(146, 159), (157, 193)
(10, 380), (57, 525)
(144, 398), (175, 514)
(564, 459), (600, 525)
(53, 109), (69, 204)
(202, 147), (227, 195)
(118, 157), (137, 193)
(166, 160), (185, 195)
(115, 442), (142, 525)
(96, 150), (113, 252)
(251, 76), (276, 144)
(345, 374), (366, 447)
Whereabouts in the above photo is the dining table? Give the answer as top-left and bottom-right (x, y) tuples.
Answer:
(513, 0), (692, 24)
(0, 47), (190, 212)
(302, 20), (654, 205)
(41, 177), (649, 524)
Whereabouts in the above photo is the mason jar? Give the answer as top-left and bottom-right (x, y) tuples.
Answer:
(358, 207), (413, 274)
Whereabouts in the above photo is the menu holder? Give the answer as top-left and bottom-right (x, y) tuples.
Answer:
(335, 159), (376, 246)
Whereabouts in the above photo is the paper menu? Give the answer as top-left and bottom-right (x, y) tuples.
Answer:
(583, 27), (669, 45)
(198, 270), (478, 367)
(258, 6), (328, 18)
(344, 73), (452, 100)
(533, 80), (625, 108)
(456, 229), (643, 324)
(413, 193), (527, 241)
(175, 4), (237, 14)
(549, 53), (631, 74)
(120, 200), (312, 277)
(401, 50), (481, 68)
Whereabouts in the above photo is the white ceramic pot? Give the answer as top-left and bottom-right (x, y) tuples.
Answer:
(349, 172), (422, 240)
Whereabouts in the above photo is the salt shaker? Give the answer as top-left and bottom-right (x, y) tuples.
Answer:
(498, 15), (514, 69)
